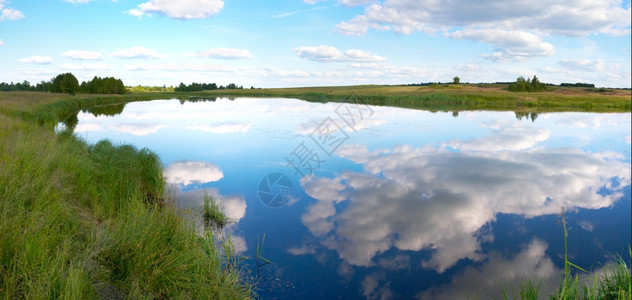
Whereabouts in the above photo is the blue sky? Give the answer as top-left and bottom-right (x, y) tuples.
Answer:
(0, 0), (630, 88)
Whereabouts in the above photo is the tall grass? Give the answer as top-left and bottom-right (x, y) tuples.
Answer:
(0, 97), (252, 298)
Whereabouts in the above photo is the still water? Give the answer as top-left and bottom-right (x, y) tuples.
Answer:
(74, 97), (631, 299)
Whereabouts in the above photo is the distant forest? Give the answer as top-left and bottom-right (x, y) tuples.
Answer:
(0, 73), (125, 95)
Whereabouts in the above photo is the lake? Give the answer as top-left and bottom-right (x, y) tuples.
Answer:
(72, 97), (631, 299)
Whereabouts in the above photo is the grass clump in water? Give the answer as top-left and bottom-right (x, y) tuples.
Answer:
(203, 194), (229, 229)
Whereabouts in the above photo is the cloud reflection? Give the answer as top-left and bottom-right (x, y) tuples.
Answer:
(417, 239), (559, 300)
(110, 123), (166, 136)
(186, 121), (252, 134)
(164, 160), (224, 186)
(300, 137), (630, 271)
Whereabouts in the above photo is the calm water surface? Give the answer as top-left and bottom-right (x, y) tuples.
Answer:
(73, 98), (631, 299)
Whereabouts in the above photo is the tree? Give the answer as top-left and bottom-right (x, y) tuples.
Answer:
(453, 76), (460, 84)
(51, 73), (79, 95)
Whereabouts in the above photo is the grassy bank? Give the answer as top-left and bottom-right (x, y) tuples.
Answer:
(0, 93), (252, 298)
(178, 84), (631, 112)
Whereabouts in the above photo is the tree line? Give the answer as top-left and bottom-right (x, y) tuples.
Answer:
(174, 82), (245, 92)
(0, 73), (126, 95)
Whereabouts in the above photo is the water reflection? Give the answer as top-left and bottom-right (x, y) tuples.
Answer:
(300, 142), (629, 272)
(164, 160), (224, 186)
(72, 98), (631, 299)
(418, 239), (558, 299)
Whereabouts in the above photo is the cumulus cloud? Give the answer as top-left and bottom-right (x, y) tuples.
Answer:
(294, 45), (386, 63)
(0, 0), (24, 22)
(558, 59), (606, 71)
(164, 160), (224, 186)
(110, 123), (165, 136)
(448, 29), (555, 62)
(186, 48), (253, 60)
(131, 0), (224, 20)
(20, 56), (53, 65)
(300, 134), (630, 270)
(337, 0), (630, 37)
(186, 121), (251, 134)
(0, 39), (4, 46)
(112, 46), (165, 59)
(62, 50), (103, 60)
(335, 0), (630, 62)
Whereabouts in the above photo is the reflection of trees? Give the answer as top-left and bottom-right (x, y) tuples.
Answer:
(515, 112), (539, 122)
(84, 103), (126, 117)
(179, 97), (217, 105)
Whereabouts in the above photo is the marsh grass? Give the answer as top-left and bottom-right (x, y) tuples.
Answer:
(203, 194), (229, 229)
(0, 95), (252, 298)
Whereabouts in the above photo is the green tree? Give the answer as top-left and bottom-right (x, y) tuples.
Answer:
(453, 76), (460, 84)
(51, 73), (79, 95)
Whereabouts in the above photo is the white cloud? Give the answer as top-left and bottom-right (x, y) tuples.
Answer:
(62, 63), (112, 71)
(186, 121), (251, 134)
(20, 56), (53, 65)
(448, 29), (555, 62)
(186, 48), (253, 60)
(126, 8), (149, 19)
(62, 50), (103, 60)
(0, 39), (3, 46)
(337, 0), (630, 37)
(558, 59), (606, 71)
(110, 123), (165, 136)
(132, 0), (224, 20)
(294, 45), (386, 63)
(164, 160), (224, 186)
(0, 7), (24, 21)
(111, 46), (165, 59)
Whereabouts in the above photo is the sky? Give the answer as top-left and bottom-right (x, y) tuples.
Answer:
(0, 0), (630, 88)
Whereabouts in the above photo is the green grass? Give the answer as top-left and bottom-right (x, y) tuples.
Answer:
(0, 94), (252, 298)
(204, 194), (229, 229)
